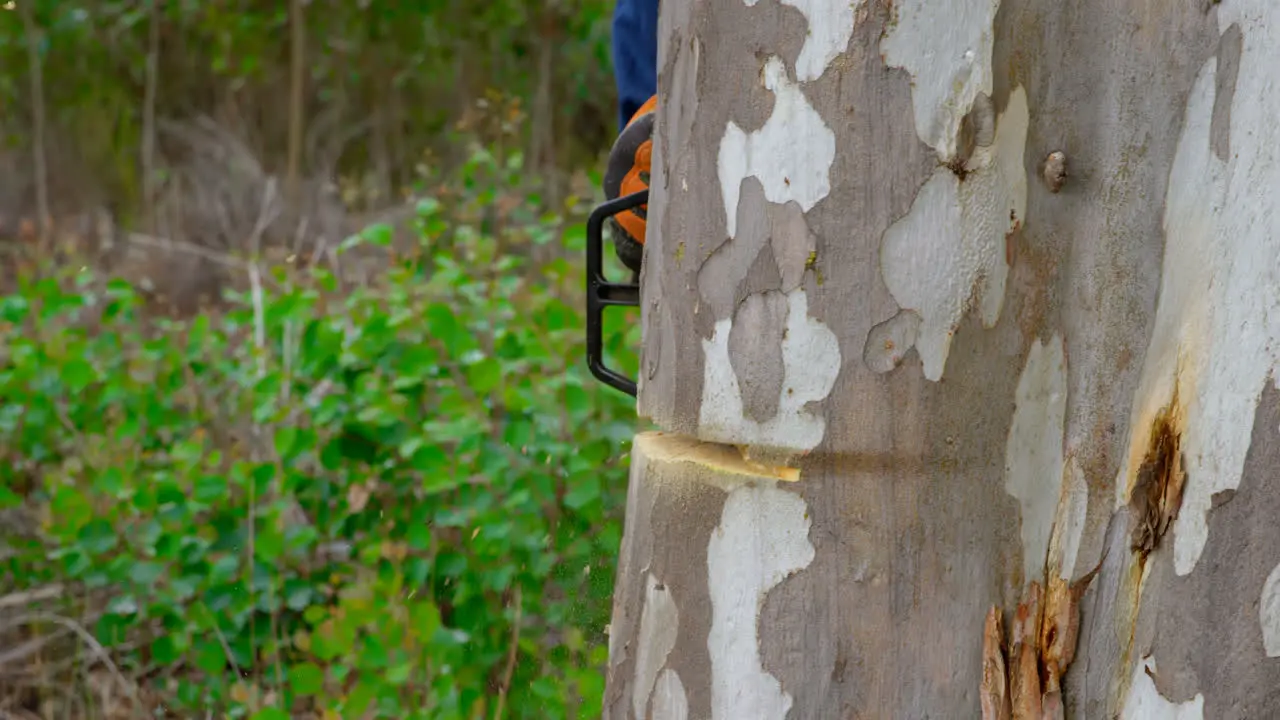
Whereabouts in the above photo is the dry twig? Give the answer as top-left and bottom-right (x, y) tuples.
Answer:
(0, 584), (64, 611)
(0, 612), (144, 719)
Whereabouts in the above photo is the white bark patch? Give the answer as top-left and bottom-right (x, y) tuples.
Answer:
(742, 0), (863, 82)
(633, 573), (681, 720)
(652, 669), (690, 720)
(707, 479), (815, 720)
(1117, 9), (1280, 574)
(1119, 656), (1205, 720)
(1003, 334), (1068, 586)
(700, 289), (841, 453)
(1260, 562), (1280, 657)
(718, 56), (836, 239)
(880, 0), (1001, 160)
(880, 86), (1029, 381)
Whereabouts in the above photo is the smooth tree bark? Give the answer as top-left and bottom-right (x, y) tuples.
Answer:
(603, 0), (1280, 718)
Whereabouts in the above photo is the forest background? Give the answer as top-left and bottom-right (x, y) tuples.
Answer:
(0, 2), (643, 718)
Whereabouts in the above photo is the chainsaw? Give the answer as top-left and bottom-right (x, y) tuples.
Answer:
(585, 96), (655, 398)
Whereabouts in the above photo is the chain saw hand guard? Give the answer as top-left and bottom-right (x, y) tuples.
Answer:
(586, 189), (648, 397)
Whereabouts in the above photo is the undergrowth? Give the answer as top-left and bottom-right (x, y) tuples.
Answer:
(0, 150), (642, 719)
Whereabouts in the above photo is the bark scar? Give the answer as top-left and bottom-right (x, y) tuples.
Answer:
(1128, 397), (1187, 556)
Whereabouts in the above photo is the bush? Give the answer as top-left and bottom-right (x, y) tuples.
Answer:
(0, 154), (642, 718)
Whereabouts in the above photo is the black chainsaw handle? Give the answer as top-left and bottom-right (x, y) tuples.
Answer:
(586, 190), (648, 397)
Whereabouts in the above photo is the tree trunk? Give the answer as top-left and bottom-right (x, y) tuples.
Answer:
(20, 0), (49, 246)
(604, 0), (1280, 718)
(285, 0), (306, 221)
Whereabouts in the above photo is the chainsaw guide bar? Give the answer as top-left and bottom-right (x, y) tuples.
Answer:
(585, 189), (647, 397)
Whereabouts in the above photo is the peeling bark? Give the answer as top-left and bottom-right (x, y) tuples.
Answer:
(982, 606), (1012, 720)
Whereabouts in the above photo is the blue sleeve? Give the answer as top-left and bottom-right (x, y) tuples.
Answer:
(612, 0), (659, 131)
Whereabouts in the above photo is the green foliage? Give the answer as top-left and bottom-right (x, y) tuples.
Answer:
(0, 0), (618, 211)
(0, 150), (642, 717)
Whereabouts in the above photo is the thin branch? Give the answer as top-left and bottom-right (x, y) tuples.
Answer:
(247, 179), (279, 379)
(201, 603), (242, 679)
(0, 584), (64, 610)
(493, 586), (523, 720)
(121, 231), (246, 270)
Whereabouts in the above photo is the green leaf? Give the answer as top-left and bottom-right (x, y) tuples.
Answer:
(289, 662), (326, 696)
(250, 708), (290, 720)
(410, 601), (441, 641)
(409, 444), (448, 472)
(151, 634), (182, 664)
(255, 526), (284, 563)
(0, 295), (29, 323)
(563, 475), (602, 510)
(129, 561), (166, 585)
(274, 426), (299, 461)
(283, 579), (313, 610)
(386, 661), (413, 686)
(78, 519), (119, 555)
(425, 303), (466, 356)
(193, 474), (229, 503)
(361, 222), (394, 247)
(343, 677), (379, 719)
(421, 472), (462, 496)
(210, 554), (240, 583)
(466, 357), (501, 394)
(562, 221), (587, 251)
(61, 358), (95, 392)
(0, 485), (20, 508)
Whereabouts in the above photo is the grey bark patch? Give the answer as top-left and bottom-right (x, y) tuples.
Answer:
(696, 178), (815, 325)
(696, 175), (814, 320)
(766, 200), (817, 291)
(757, 390), (1025, 718)
(1129, 384), (1280, 719)
(698, 178), (772, 322)
(728, 291), (789, 424)
(604, 438), (730, 720)
(1211, 23), (1242, 163)
(638, 0), (714, 421)
(741, 236), (784, 302)
(863, 309), (921, 374)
